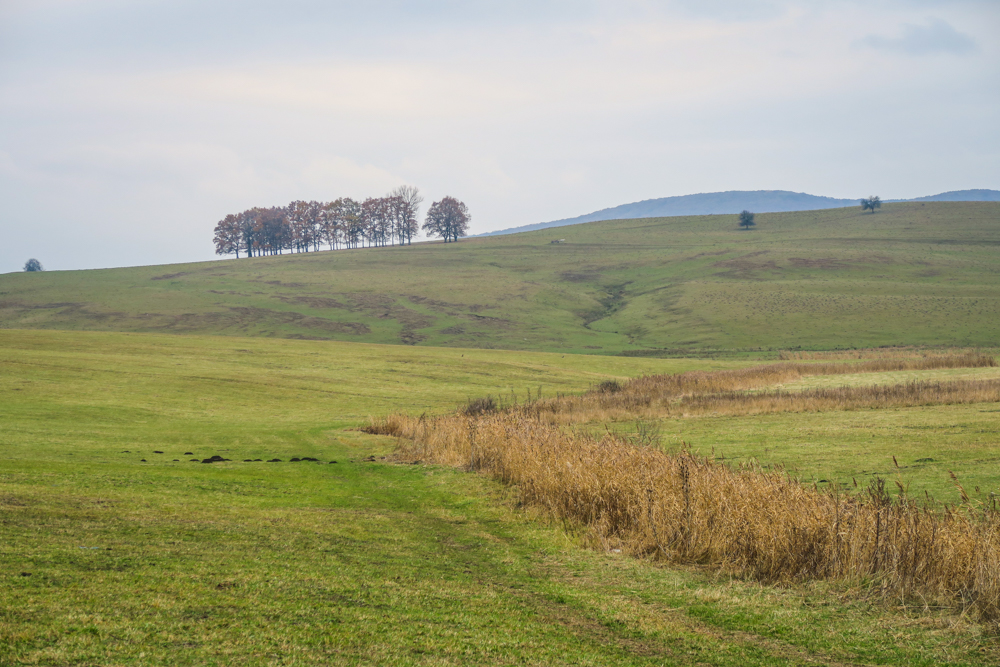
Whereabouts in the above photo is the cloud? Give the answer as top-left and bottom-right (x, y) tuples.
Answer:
(858, 18), (978, 55)
(664, 0), (786, 22)
(1, 1), (998, 272)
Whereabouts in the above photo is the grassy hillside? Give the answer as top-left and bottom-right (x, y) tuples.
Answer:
(4, 329), (1000, 665)
(2, 201), (998, 354)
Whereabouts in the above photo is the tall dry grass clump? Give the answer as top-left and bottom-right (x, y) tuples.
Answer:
(675, 378), (1000, 417)
(525, 353), (996, 423)
(369, 410), (1000, 623)
(777, 347), (986, 361)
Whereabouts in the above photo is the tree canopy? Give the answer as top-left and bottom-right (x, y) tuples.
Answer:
(23, 258), (43, 272)
(861, 196), (882, 213)
(738, 210), (756, 230)
(212, 187), (429, 258)
(422, 197), (471, 243)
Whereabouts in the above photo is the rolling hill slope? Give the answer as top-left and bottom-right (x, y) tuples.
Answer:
(1, 201), (998, 354)
(482, 188), (1000, 237)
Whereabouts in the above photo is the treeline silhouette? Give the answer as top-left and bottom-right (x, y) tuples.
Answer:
(213, 186), (470, 258)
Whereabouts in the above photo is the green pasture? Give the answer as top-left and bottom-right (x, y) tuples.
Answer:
(642, 402), (1000, 503)
(2, 202), (998, 354)
(4, 330), (1000, 665)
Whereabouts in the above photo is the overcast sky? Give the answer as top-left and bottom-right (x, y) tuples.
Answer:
(1, 0), (997, 272)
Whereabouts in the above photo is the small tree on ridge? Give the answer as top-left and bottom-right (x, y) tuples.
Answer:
(861, 196), (881, 213)
(738, 210), (756, 230)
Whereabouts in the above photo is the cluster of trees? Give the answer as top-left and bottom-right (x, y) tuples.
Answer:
(213, 187), (471, 258)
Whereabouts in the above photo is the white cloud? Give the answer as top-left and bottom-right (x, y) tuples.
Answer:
(0, 0), (997, 272)
(858, 18), (978, 55)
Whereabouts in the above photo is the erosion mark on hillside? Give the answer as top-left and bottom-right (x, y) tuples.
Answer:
(788, 254), (895, 270)
(560, 270), (602, 283)
(251, 279), (308, 288)
(276, 295), (350, 309)
(150, 272), (190, 281)
(581, 282), (632, 329)
(345, 294), (433, 345)
(712, 252), (779, 280)
(788, 257), (851, 270)
(0, 300), (82, 310)
(227, 306), (370, 336)
(406, 294), (495, 315)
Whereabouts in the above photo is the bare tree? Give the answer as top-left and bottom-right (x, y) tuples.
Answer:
(320, 200), (342, 250)
(389, 185), (423, 245)
(287, 200), (322, 252)
(423, 197), (471, 243)
(339, 198), (364, 249)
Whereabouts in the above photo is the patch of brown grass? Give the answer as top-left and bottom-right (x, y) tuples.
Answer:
(368, 411), (1000, 624)
(676, 378), (1000, 417)
(525, 353), (996, 423)
(778, 348), (985, 361)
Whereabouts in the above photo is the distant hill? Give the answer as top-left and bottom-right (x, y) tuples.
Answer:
(904, 189), (1000, 202)
(2, 202), (999, 354)
(481, 189), (1000, 237)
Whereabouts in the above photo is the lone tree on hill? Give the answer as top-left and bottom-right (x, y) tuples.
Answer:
(738, 210), (755, 230)
(423, 196), (470, 243)
(23, 258), (43, 272)
(861, 195), (882, 213)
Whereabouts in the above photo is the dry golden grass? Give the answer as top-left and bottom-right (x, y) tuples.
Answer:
(524, 353), (996, 423)
(369, 410), (1000, 624)
(367, 353), (1000, 624)
(675, 378), (1000, 417)
(777, 348), (989, 361)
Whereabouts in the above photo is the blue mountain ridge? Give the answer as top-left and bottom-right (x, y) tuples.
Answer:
(479, 189), (1000, 237)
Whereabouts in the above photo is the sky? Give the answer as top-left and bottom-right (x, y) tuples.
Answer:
(1, 0), (997, 272)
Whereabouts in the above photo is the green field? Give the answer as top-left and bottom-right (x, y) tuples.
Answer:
(4, 203), (1000, 664)
(4, 329), (1000, 666)
(2, 202), (998, 354)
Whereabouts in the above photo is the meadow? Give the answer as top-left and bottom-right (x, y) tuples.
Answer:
(1, 202), (999, 354)
(4, 329), (1000, 665)
(3, 201), (1000, 664)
